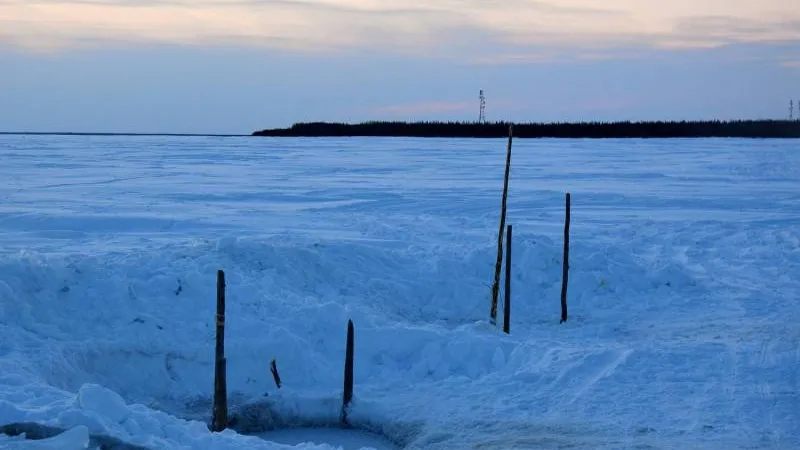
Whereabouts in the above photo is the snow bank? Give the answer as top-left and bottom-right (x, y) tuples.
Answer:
(0, 230), (712, 448)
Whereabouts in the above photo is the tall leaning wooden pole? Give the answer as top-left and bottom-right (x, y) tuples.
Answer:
(491, 124), (514, 325)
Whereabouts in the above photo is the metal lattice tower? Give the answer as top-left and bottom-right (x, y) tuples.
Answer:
(479, 90), (486, 123)
(791, 99), (795, 120)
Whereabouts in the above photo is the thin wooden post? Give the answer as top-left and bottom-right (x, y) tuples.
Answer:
(341, 319), (355, 425)
(503, 224), (512, 334)
(560, 194), (570, 324)
(491, 124), (514, 324)
(270, 358), (282, 389)
(211, 269), (228, 432)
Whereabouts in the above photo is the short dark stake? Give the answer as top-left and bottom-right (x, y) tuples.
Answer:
(270, 358), (282, 389)
(341, 319), (355, 425)
(560, 193), (571, 324)
(211, 269), (228, 432)
(503, 224), (512, 334)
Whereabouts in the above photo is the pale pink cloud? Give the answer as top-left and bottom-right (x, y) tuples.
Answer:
(576, 98), (643, 112)
(0, 0), (798, 54)
(370, 101), (477, 116)
(468, 49), (646, 65)
(361, 96), (641, 121)
(782, 61), (800, 68)
(469, 53), (563, 65)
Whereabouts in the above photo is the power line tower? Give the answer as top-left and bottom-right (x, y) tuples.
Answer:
(479, 90), (486, 123)
(790, 99), (795, 120)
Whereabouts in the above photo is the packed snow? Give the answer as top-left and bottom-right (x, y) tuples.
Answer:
(0, 135), (798, 449)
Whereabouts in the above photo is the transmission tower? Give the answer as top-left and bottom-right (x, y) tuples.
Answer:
(791, 99), (795, 121)
(479, 90), (486, 123)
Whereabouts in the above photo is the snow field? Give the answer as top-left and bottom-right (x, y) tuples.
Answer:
(0, 136), (798, 449)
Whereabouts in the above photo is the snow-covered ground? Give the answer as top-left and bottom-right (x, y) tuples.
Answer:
(0, 135), (798, 449)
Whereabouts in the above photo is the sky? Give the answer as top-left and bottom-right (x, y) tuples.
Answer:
(1, 0), (799, 134)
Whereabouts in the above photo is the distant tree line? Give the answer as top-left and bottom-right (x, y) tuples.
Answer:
(253, 120), (800, 138)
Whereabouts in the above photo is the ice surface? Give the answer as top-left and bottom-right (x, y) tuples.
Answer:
(257, 427), (396, 450)
(0, 425), (90, 449)
(0, 135), (798, 449)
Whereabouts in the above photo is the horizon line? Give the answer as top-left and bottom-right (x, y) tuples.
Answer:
(2, 117), (796, 137)
(0, 131), (249, 137)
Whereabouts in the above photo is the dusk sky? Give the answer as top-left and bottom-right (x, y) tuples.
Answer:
(2, 0), (799, 134)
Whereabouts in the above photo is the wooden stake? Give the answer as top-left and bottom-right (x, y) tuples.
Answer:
(491, 124), (514, 324)
(270, 359), (282, 389)
(503, 224), (512, 334)
(341, 319), (355, 425)
(211, 269), (228, 432)
(560, 194), (570, 324)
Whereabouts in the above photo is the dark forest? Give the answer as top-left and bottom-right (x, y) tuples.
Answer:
(253, 120), (800, 138)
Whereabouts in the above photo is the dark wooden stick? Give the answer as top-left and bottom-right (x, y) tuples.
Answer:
(270, 358), (282, 389)
(503, 224), (512, 334)
(341, 319), (355, 424)
(560, 194), (571, 324)
(491, 124), (514, 324)
(212, 269), (228, 431)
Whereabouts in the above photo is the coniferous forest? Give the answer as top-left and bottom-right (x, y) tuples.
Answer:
(253, 120), (800, 138)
